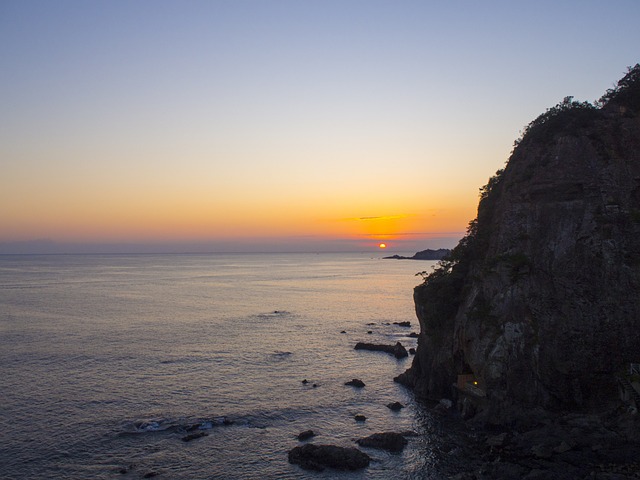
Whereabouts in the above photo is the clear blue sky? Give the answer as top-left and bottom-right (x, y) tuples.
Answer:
(1, 1), (639, 253)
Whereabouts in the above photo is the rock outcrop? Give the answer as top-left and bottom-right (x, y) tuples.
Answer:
(397, 65), (640, 423)
(354, 341), (408, 358)
(288, 444), (370, 471)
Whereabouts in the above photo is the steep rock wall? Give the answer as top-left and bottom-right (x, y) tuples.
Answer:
(397, 67), (640, 421)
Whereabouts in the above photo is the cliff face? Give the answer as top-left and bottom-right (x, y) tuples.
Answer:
(397, 66), (640, 421)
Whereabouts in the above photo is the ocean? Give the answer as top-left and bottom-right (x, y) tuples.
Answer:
(0, 253), (465, 479)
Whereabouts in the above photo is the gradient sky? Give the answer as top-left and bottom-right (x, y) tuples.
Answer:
(1, 1), (639, 253)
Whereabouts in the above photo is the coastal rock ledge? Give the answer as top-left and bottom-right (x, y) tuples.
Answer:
(396, 65), (640, 426)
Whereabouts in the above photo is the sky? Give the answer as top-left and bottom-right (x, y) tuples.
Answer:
(1, 0), (639, 253)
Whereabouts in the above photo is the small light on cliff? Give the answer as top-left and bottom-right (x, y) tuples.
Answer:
(473, 381), (478, 385)
(378, 243), (387, 249)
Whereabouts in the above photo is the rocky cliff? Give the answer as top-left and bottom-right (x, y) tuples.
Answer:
(396, 65), (640, 423)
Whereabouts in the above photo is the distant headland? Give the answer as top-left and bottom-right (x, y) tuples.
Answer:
(383, 248), (451, 261)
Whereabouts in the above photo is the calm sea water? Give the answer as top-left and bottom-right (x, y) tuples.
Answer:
(0, 253), (465, 479)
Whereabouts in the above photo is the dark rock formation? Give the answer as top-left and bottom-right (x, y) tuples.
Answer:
(354, 341), (408, 359)
(345, 378), (365, 388)
(457, 411), (640, 479)
(354, 414), (366, 422)
(386, 401), (404, 411)
(393, 321), (411, 327)
(297, 430), (315, 441)
(384, 248), (451, 260)
(287, 444), (371, 471)
(181, 431), (208, 442)
(356, 432), (408, 452)
(396, 65), (640, 423)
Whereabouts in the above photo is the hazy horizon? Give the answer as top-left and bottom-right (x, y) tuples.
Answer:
(2, 1), (639, 254)
(0, 235), (459, 255)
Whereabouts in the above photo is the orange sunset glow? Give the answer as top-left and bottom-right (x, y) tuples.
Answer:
(1, 2), (635, 254)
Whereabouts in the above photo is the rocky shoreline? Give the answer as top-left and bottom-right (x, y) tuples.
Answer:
(439, 408), (640, 479)
(287, 322), (418, 473)
(287, 322), (640, 478)
(293, 321), (634, 478)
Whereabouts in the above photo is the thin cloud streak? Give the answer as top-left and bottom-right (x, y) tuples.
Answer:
(342, 214), (414, 222)
(360, 231), (465, 237)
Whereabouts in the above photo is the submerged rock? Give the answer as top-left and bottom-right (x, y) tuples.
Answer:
(357, 432), (408, 452)
(288, 444), (370, 471)
(181, 431), (208, 442)
(354, 342), (408, 359)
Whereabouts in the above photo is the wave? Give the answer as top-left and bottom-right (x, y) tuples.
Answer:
(120, 416), (239, 435)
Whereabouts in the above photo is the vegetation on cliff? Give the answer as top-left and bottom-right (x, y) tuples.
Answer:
(417, 63), (640, 298)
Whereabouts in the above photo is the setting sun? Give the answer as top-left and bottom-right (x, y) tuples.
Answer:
(378, 243), (387, 249)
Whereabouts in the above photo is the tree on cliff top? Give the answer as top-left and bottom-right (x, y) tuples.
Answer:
(597, 63), (640, 110)
(512, 64), (640, 151)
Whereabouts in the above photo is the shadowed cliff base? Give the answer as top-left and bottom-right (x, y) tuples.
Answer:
(396, 65), (640, 433)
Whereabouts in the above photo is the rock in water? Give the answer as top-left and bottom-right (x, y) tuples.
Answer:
(357, 432), (408, 452)
(297, 430), (315, 441)
(396, 65), (640, 422)
(287, 444), (370, 471)
(354, 342), (408, 359)
(393, 321), (411, 327)
(386, 401), (404, 411)
(345, 378), (365, 388)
